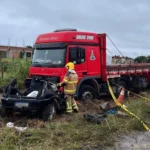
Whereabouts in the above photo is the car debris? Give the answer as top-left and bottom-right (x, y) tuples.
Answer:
(0, 77), (67, 121)
(6, 122), (27, 132)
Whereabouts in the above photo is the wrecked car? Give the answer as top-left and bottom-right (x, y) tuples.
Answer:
(0, 77), (66, 121)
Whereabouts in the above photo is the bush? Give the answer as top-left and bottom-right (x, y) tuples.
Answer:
(0, 60), (31, 89)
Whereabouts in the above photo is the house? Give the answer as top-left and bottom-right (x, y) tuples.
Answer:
(112, 55), (134, 64)
(0, 45), (33, 59)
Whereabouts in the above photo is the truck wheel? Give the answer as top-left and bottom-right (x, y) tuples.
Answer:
(80, 85), (96, 101)
(116, 81), (127, 97)
(42, 103), (56, 122)
(134, 88), (141, 94)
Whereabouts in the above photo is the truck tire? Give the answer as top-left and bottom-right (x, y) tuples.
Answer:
(42, 103), (56, 122)
(134, 88), (141, 94)
(80, 85), (96, 101)
(116, 81), (127, 98)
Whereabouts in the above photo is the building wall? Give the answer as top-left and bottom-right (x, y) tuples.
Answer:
(6, 50), (12, 58)
(11, 50), (21, 58)
(0, 51), (7, 58)
(24, 51), (32, 59)
(112, 56), (134, 64)
(0, 45), (33, 59)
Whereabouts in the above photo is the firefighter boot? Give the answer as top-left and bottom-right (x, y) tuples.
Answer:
(66, 96), (73, 114)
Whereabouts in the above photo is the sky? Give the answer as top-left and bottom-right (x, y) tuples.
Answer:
(0, 0), (150, 58)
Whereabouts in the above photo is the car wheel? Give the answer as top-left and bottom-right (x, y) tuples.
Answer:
(80, 85), (96, 101)
(42, 103), (56, 122)
(0, 106), (8, 118)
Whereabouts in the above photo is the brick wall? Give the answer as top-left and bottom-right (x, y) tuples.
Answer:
(12, 50), (21, 58)
(0, 45), (33, 58)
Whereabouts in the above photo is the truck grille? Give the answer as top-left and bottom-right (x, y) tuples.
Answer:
(31, 75), (60, 83)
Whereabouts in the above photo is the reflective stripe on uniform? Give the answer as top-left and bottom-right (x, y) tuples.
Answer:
(66, 95), (73, 113)
(63, 79), (77, 83)
(66, 108), (73, 113)
(72, 100), (79, 110)
(64, 89), (76, 92)
(68, 81), (78, 83)
(63, 79), (68, 82)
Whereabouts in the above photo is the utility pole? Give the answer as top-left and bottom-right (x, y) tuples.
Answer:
(8, 38), (10, 46)
(23, 39), (25, 47)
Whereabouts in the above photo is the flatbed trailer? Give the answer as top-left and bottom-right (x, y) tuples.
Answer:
(107, 64), (150, 81)
(29, 28), (150, 100)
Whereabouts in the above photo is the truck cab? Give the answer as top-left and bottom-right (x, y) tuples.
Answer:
(29, 29), (107, 100)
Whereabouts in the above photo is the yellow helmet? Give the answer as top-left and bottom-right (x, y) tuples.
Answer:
(65, 62), (74, 70)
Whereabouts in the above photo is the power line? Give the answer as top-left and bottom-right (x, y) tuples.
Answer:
(106, 34), (124, 57)
(106, 48), (113, 56)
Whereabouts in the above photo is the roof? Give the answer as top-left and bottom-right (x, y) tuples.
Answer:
(0, 49), (8, 52)
(112, 55), (133, 59)
(0, 45), (33, 52)
(35, 30), (105, 44)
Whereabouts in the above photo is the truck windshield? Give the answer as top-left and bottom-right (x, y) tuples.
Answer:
(31, 48), (66, 67)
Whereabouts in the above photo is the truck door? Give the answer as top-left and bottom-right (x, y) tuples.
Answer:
(86, 46), (100, 76)
(68, 46), (87, 80)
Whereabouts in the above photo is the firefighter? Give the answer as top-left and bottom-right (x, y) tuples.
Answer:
(57, 62), (79, 114)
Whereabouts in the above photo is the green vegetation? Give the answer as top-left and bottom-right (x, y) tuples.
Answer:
(0, 58), (31, 89)
(0, 96), (150, 150)
(134, 55), (150, 63)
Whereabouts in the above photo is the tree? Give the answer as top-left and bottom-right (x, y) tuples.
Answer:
(146, 55), (150, 63)
(26, 45), (32, 48)
(19, 50), (25, 58)
(134, 56), (148, 63)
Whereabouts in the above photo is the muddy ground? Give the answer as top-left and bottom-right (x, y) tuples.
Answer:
(105, 131), (150, 150)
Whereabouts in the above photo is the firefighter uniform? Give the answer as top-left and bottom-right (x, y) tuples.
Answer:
(57, 62), (79, 113)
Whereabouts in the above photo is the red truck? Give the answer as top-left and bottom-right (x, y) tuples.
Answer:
(29, 28), (150, 100)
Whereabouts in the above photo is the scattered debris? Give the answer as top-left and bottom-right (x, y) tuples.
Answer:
(27, 119), (46, 128)
(116, 110), (129, 117)
(140, 91), (148, 96)
(6, 122), (27, 132)
(83, 113), (107, 124)
(100, 102), (116, 112)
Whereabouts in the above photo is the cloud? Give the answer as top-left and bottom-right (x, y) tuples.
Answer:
(0, 0), (150, 57)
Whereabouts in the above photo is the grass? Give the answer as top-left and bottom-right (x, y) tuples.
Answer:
(0, 95), (150, 150)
